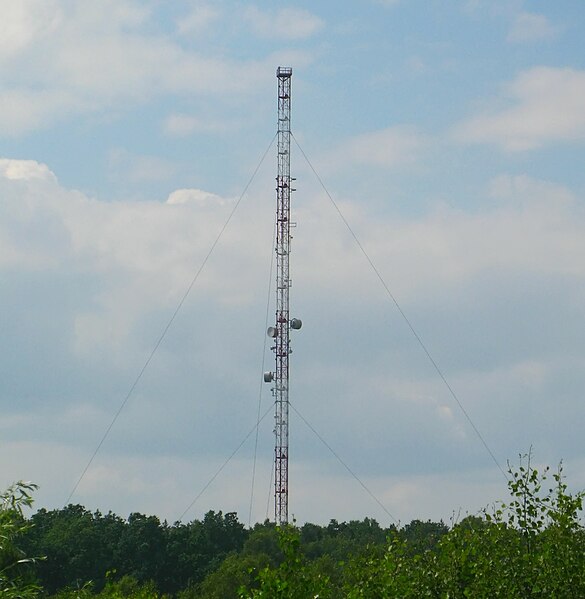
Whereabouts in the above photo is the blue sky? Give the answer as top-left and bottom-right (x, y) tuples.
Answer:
(2, 0), (585, 526)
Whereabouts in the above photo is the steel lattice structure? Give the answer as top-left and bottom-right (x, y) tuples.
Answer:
(264, 66), (299, 526)
(274, 66), (292, 526)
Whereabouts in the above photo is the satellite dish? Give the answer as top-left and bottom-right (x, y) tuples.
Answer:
(263, 371), (274, 383)
(290, 318), (302, 330)
(267, 326), (278, 338)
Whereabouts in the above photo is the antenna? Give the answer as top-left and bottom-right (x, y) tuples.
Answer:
(263, 66), (301, 526)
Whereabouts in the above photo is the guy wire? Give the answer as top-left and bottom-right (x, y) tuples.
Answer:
(291, 133), (508, 483)
(66, 134), (277, 505)
(248, 219), (277, 527)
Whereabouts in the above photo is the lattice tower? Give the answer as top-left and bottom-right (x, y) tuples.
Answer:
(264, 66), (301, 526)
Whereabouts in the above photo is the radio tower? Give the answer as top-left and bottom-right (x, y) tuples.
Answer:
(264, 66), (301, 526)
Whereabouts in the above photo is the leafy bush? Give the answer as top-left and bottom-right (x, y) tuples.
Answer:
(240, 455), (585, 598)
(0, 481), (42, 599)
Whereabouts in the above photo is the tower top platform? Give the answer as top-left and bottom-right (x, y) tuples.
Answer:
(277, 66), (292, 78)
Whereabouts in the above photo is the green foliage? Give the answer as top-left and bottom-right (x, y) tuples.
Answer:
(193, 553), (267, 599)
(51, 575), (164, 599)
(0, 481), (41, 599)
(23, 505), (126, 593)
(400, 518), (448, 554)
(343, 533), (438, 598)
(13, 453), (585, 598)
(236, 455), (585, 598)
(342, 453), (585, 598)
(163, 510), (248, 592)
(240, 521), (280, 566)
(98, 575), (165, 599)
(24, 508), (248, 595)
(240, 525), (332, 599)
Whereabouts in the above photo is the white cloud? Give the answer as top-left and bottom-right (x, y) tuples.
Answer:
(327, 126), (429, 171)
(3, 160), (585, 522)
(0, 159), (67, 269)
(108, 148), (178, 183)
(176, 5), (220, 36)
(163, 113), (230, 136)
(363, 175), (584, 294)
(455, 67), (585, 151)
(0, 0), (61, 59)
(69, 0), (151, 31)
(0, 156), (273, 347)
(0, 89), (89, 137)
(0, 158), (57, 182)
(243, 6), (324, 40)
(166, 188), (226, 206)
(488, 173), (574, 209)
(507, 12), (557, 43)
(0, 1), (287, 136)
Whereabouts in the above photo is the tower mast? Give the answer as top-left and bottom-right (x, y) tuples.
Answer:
(264, 66), (301, 526)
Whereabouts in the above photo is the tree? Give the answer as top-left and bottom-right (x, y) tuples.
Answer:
(0, 481), (41, 598)
(24, 505), (125, 593)
(163, 510), (248, 593)
(400, 518), (448, 554)
(194, 552), (268, 599)
(240, 525), (332, 599)
(238, 455), (585, 598)
(116, 513), (167, 586)
(345, 454), (585, 598)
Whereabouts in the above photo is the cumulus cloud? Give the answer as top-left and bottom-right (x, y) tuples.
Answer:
(455, 67), (585, 151)
(108, 148), (178, 183)
(325, 126), (429, 172)
(0, 1), (320, 137)
(507, 12), (557, 43)
(0, 0), (61, 59)
(0, 156), (276, 361)
(3, 159), (585, 522)
(176, 4), (220, 36)
(0, 158), (57, 182)
(166, 188), (226, 206)
(358, 174), (584, 297)
(0, 89), (89, 137)
(243, 6), (324, 40)
(163, 113), (230, 136)
(0, 0), (278, 136)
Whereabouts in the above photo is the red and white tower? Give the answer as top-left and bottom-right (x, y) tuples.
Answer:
(264, 66), (301, 526)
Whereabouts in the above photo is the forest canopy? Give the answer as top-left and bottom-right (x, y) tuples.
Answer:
(2, 456), (585, 598)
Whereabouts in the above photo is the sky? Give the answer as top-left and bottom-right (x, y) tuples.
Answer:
(2, 0), (585, 527)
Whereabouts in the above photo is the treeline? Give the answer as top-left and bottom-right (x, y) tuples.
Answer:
(22, 506), (249, 595)
(3, 456), (585, 598)
(21, 504), (431, 596)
